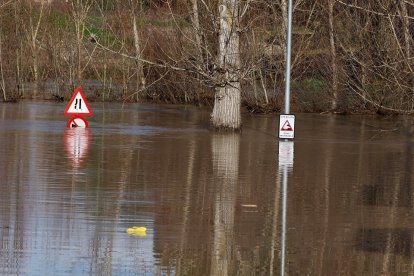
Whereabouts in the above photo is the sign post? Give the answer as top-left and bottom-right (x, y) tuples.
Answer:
(64, 87), (92, 128)
(279, 0), (295, 141)
(279, 2), (294, 276)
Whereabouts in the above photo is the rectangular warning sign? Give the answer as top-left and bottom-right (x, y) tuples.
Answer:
(279, 114), (295, 139)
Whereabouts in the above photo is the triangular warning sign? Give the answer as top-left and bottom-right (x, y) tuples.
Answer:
(64, 87), (93, 116)
(281, 120), (293, 131)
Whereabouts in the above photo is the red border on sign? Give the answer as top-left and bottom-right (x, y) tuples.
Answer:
(64, 87), (93, 116)
(66, 115), (89, 128)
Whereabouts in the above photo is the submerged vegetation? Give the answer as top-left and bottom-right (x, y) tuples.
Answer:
(0, 0), (413, 115)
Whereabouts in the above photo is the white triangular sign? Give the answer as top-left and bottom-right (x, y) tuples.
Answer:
(64, 87), (92, 116)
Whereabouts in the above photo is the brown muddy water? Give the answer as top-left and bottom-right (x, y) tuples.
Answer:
(1, 101), (414, 275)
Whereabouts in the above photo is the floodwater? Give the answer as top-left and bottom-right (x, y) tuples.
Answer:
(1, 101), (414, 275)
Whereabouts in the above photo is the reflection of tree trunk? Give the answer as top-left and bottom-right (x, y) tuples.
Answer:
(102, 113), (139, 274)
(211, 133), (240, 275)
(402, 132), (414, 275)
(380, 129), (413, 274)
(318, 116), (335, 275)
(176, 139), (196, 275)
(381, 155), (403, 274)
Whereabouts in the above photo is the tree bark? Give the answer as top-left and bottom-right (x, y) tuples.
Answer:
(211, 2), (241, 130)
(400, 0), (410, 61)
(329, 0), (338, 110)
(0, 28), (6, 102)
(280, 0), (288, 62)
(29, 1), (44, 98)
(131, 1), (146, 101)
(190, 0), (202, 59)
(71, 0), (91, 84)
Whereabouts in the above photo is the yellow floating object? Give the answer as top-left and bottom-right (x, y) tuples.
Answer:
(127, 226), (147, 236)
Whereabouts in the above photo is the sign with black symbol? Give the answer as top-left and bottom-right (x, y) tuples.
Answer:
(67, 115), (89, 128)
(64, 87), (93, 116)
(279, 114), (295, 139)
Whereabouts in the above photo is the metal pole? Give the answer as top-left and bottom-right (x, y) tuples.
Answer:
(284, 0), (293, 114)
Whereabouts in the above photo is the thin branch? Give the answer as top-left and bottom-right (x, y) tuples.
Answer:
(0, 0), (14, 10)
(122, 68), (171, 103)
(386, 15), (413, 73)
(336, 0), (414, 20)
(94, 39), (227, 86)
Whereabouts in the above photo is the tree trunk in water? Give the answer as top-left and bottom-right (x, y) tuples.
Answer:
(329, 0), (338, 110)
(211, 2), (241, 130)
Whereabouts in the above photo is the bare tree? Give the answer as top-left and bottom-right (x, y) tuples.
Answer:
(211, 1), (241, 129)
(129, 0), (146, 100)
(399, 0), (411, 62)
(70, 0), (92, 84)
(24, 0), (46, 98)
(0, 27), (6, 101)
(329, 0), (338, 110)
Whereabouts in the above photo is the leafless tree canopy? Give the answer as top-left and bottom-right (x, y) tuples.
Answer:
(0, 0), (413, 115)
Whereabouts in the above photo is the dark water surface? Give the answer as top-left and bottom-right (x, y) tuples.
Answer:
(1, 101), (414, 275)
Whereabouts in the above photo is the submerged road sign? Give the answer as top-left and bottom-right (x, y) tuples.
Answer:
(64, 87), (93, 116)
(67, 115), (88, 128)
(279, 114), (295, 139)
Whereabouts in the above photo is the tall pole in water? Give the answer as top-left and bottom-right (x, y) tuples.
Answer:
(284, 0), (293, 114)
(279, 0), (295, 140)
(280, 2), (294, 276)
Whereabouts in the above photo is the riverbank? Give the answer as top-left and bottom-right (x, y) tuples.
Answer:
(3, 79), (398, 117)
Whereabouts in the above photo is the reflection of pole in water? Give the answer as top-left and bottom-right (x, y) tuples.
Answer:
(278, 141), (294, 276)
(63, 128), (92, 169)
(281, 163), (288, 276)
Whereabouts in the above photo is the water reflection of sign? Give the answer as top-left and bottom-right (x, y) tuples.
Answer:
(64, 129), (91, 168)
(279, 114), (295, 139)
(64, 87), (93, 116)
(278, 141), (294, 168)
(66, 116), (88, 128)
